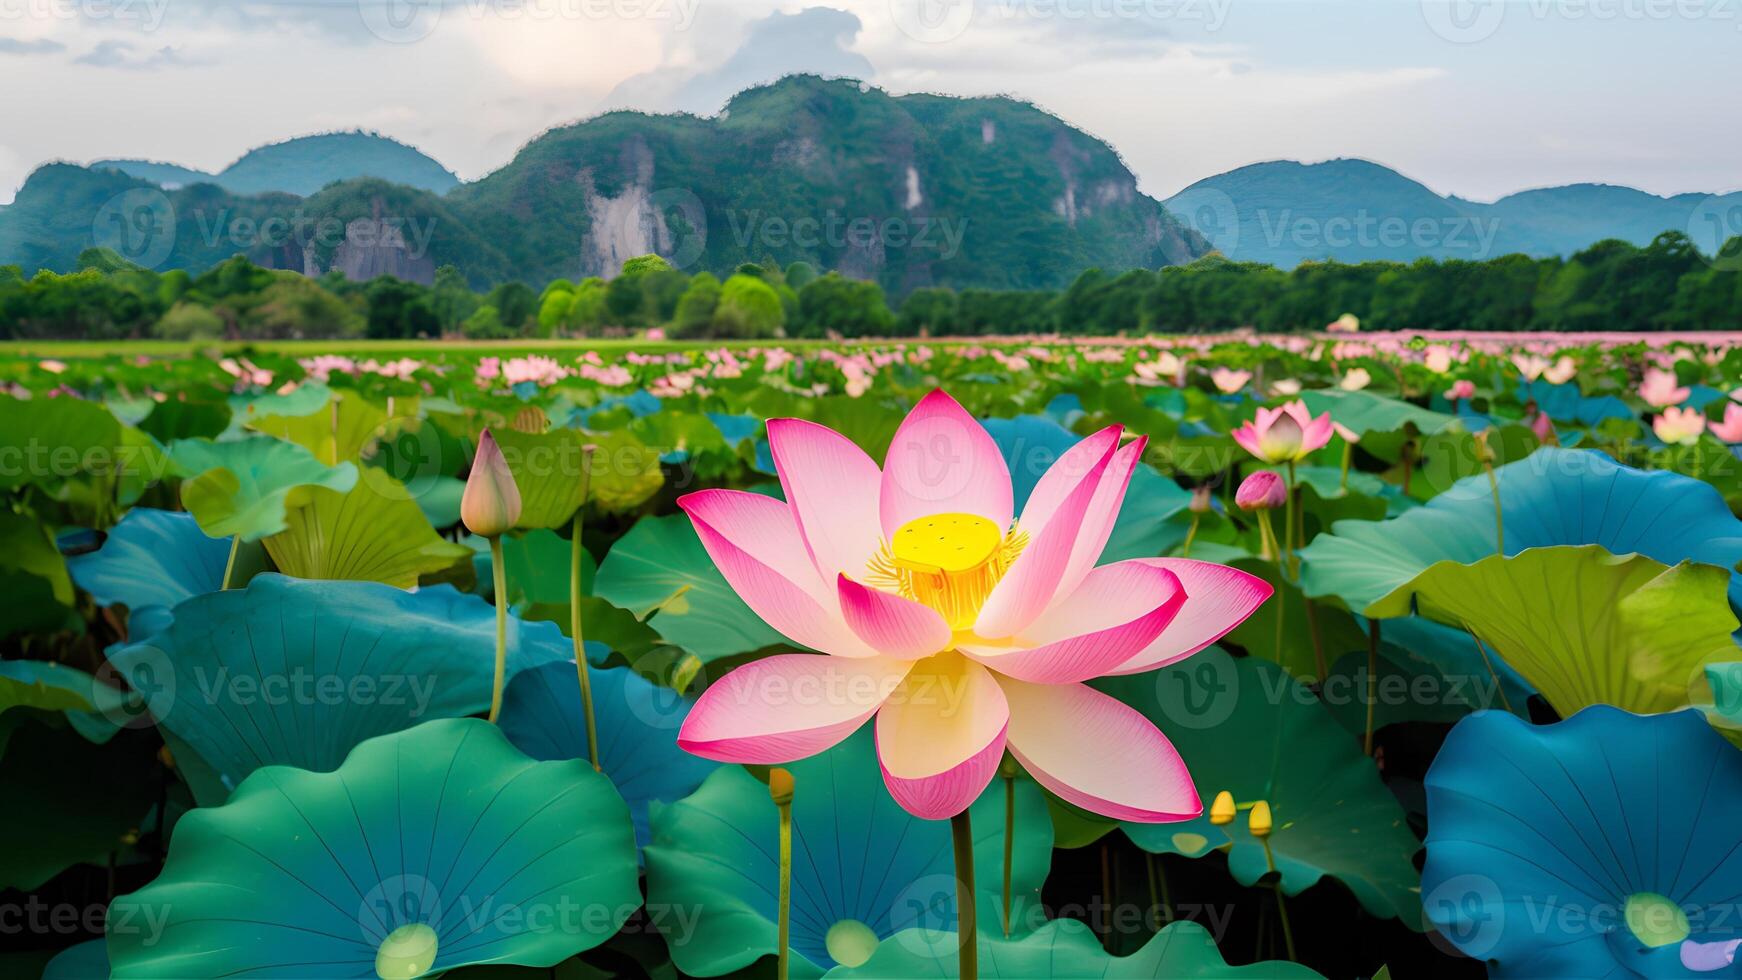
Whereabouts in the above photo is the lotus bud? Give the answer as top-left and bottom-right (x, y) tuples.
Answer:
(1209, 790), (1236, 826)
(1445, 379), (1476, 402)
(768, 767), (795, 806)
(1248, 800), (1273, 838)
(462, 429), (522, 538)
(1189, 485), (1213, 514)
(1235, 471), (1286, 512)
(1529, 411), (1558, 447)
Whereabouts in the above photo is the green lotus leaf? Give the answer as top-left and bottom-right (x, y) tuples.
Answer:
(0, 659), (126, 754)
(595, 512), (787, 661)
(106, 718), (641, 978)
(1368, 545), (1739, 719)
(173, 436), (359, 542)
(247, 390), (414, 465)
(263, 466), (471, 588)
(584, 428), (666, 514)
(0, 717), (158, 892)
(1221, 558), (1368, 683)
(475, 527), (596, 614)
(0, 394), (122, 491)
(823, 918), (1324, 978)
(228, 380), (332, 430)
(0, 510), (72, 607)
(107, 573), (571, 804)
(646, 729), (1054, 977)
(138, 398), (230, 443)
(42, 939), (107, 980)
(1298, 389), (1459, 439)
(485, 427), (590, 529)
(1100, 649), (1424, 927)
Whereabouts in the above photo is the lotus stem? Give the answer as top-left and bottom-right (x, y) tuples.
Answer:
(1255, 509), (1278, 563)
(487, 534), (508, 724)
(1282, 462), (1297, 581)
(1181, 514), (1200, 559)
(1262, 839), (1297, 962)
(952, 808), (978, 980)
(1484, 459), (1503, 557)
(1339, 441), (1352, 493)
(221, 535), (240, 591)
(571, 446), (599, 770)
(771, 769), (794, 980)
(1001, 759), (1015, 937)
(1363, 618), (1381, 757)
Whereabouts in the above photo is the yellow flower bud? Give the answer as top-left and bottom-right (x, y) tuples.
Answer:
(1209, 790), (1236, 826)
(462, 428), (522, 538)
(1249, 800), (1273, 838)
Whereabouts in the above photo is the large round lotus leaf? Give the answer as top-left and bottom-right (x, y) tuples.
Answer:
(1423, 707), (1742, 978)
(645, 728), (1055, 977)
(1517, 379), (1633, 425)
(578, 429), (665, 515)
(105, 574), (571, 804)
(247, 391), (414, 466)
(0, 718), (158, 892)
(1299, 448), (1742, 613)
(1099, 649), (1424, 927)
(0, 510), (75, 640)
(498, 658), (716, 850)
(594, 513), (787, 662)
(1369, 545), (1739, 720)
(263, 467), (471, 588)
(490, 427), (597, 529)
(0, 394), (122, 491)
(42, 939), (107, 980)
(982, 415), (1192, 562)
(138, 398), (231, 443)
(1369, 615), (1536, 719)
(67, 507), (229, 638)
(1298, 388), (1459, 439)
(106, 718), (641, 978)
(823, 918), (1325, 978)
(172, 436), (359, 542)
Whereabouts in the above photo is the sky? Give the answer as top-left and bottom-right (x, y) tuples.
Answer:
(1, 0), (1738, 206)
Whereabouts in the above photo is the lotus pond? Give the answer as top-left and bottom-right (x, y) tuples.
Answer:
(3, 333), (1741, 980)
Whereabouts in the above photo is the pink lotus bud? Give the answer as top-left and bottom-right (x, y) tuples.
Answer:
(1190, 485), (1213, 514)
(1235, 471), (1286, 511)
(1445, 379), (1476, 401)
(462, 429), (522, 537)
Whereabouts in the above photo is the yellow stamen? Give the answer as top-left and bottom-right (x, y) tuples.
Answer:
(866, 513), (1026, 629)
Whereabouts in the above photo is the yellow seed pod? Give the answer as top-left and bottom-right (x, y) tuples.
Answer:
(1209, 791), (1236, 826)
(1249, 800), (1274, 838)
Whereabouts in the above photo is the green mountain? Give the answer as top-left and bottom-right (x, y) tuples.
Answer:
(91, 131), (461, 197)
(1167, 159), (1742, 267)
(5, 77), (1203, 294)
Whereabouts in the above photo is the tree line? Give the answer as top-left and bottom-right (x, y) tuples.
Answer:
(2, 230), (1737, 341)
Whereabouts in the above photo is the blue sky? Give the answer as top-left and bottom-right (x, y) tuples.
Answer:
(0, 0), (1736, 204)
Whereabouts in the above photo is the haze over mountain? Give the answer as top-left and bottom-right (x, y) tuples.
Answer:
(1, 76), (1201, 295)
(91, 132), (461, 198)
(1165, 159), (1742, 269)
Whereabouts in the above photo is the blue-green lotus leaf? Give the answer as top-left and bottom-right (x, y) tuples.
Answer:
(824, 918), (1325, 978)
(1299, 447), (1742, 613)
(0, 659), (126, 752)
(106, 718), (641, 978)
(1100, 649), (1424, 927)
(498, 657), (715, 850)
(67, 508), (229, 638)
(106, 574), (571, 804)
(42, 939), (107, 980)
(646, 729), (1055, 977)
(172, 436), (358, 542)
(1298, 388), (1460, 438)
(1516, 379), (1633, 426)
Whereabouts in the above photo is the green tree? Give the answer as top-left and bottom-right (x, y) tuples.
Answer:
(713, 273), (785, 338)
(671, 271), (723, 338)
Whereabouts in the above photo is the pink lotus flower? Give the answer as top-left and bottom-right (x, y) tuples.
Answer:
(1542, 357), (1577, 385)
(1445, 379), (1476, 402)
(1231, 400), (1334, 464)
(1653, 405), (1706, 446)
(675, 391), (1271, 821)
(1338, 367), (1372, 391)
(1639, 368), (1690, 408)
(1710, 403), (1742, 443)
(1235, 471), (1285, 510)
(1210, 368), (1251, 394)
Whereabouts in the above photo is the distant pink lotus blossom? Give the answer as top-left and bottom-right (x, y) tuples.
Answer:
(1231, 400), (1334, 464)
(1653, 405), (1706, 445)
(675, 390), (1270, 822)
(1639, 368), (1690, 408)
(1445, 379), (1476, 402)
(38, 359), (67, 374)
(1339, 367), (1372, 391)
(1542, 357), (1577, 385)
(1210, 368), (1251, 394)
(1710, 403), (1742, 443)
